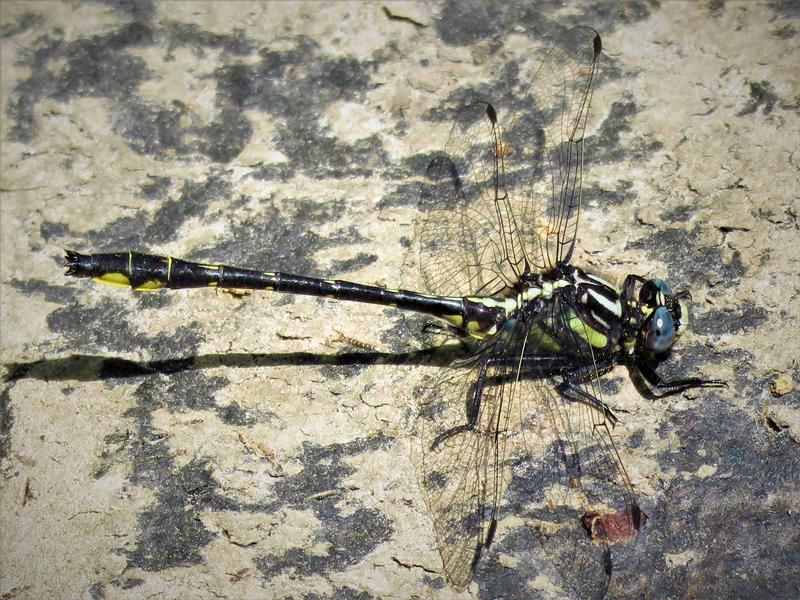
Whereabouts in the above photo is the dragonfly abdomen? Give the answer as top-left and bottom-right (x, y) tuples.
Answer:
(64, 250), (485, 327)
(65, 250), (275, 291)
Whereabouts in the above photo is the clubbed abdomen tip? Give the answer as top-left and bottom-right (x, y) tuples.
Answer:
(64, 249), (93, 278)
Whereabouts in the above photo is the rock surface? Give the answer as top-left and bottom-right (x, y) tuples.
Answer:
(1, 1), (798, 598)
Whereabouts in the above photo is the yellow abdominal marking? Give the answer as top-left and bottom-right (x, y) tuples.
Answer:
(93, 273), (131, 287)
(466, 320), (495, 339)
(439, 313), (497, 340)
(133, 280), (164, 291)
(442, 314), (463, 327)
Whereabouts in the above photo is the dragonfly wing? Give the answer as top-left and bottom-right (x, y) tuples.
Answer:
(505, 26), (602, 271)
(416, 318), (529, 588)
(417, 27), (602, 297)
(418, 102), (527, 297)
(516, 298), (644, 599)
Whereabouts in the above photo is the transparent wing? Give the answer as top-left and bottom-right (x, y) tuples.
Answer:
(417, 27), (601, 297)
(517, 298), (643, 599)
(417, 298), (643, 594)
(506, 26), (601, 271)
(416, 319), (529, 589)
(418, 102), (526, 297)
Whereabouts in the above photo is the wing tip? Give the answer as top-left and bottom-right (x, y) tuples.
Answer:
(485, 102), (497, 125)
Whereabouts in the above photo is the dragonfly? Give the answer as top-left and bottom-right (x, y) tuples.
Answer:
(64, 27), (725, 598)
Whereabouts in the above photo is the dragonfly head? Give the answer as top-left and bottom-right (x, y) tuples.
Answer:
(636, 278), (690, 355)
(621, 275), (689, 356)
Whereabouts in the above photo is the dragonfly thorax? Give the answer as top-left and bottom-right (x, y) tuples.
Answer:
(459, 266), (627, 349)
(457, 266), (693, 357)
(559, 266), (625, 349)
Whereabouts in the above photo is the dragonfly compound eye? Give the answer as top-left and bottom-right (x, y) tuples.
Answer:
(645, 306), (675, 353)
(639, 278), (672, 307)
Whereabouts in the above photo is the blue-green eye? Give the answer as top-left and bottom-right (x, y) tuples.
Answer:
(639, 278), (673, 306)
(652, 279), (672, 294)
(646, 307), (675, 353)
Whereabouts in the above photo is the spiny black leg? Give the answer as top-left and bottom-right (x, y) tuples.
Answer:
(430, 353), (624, 450)
(430, 357), (492, 449)
(561, 356), (616, 382)
(633, 359), (727, 399)
(548, 355), (620, 423)
(556, 379), (620, 426)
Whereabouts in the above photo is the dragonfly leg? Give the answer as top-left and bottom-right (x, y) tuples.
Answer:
(556, 379), (620, 426)
(431, 352), (619, 451)
(631, 358), (727, 399)
(430, 359), (491, 449)
(551, 356), (621, 424)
